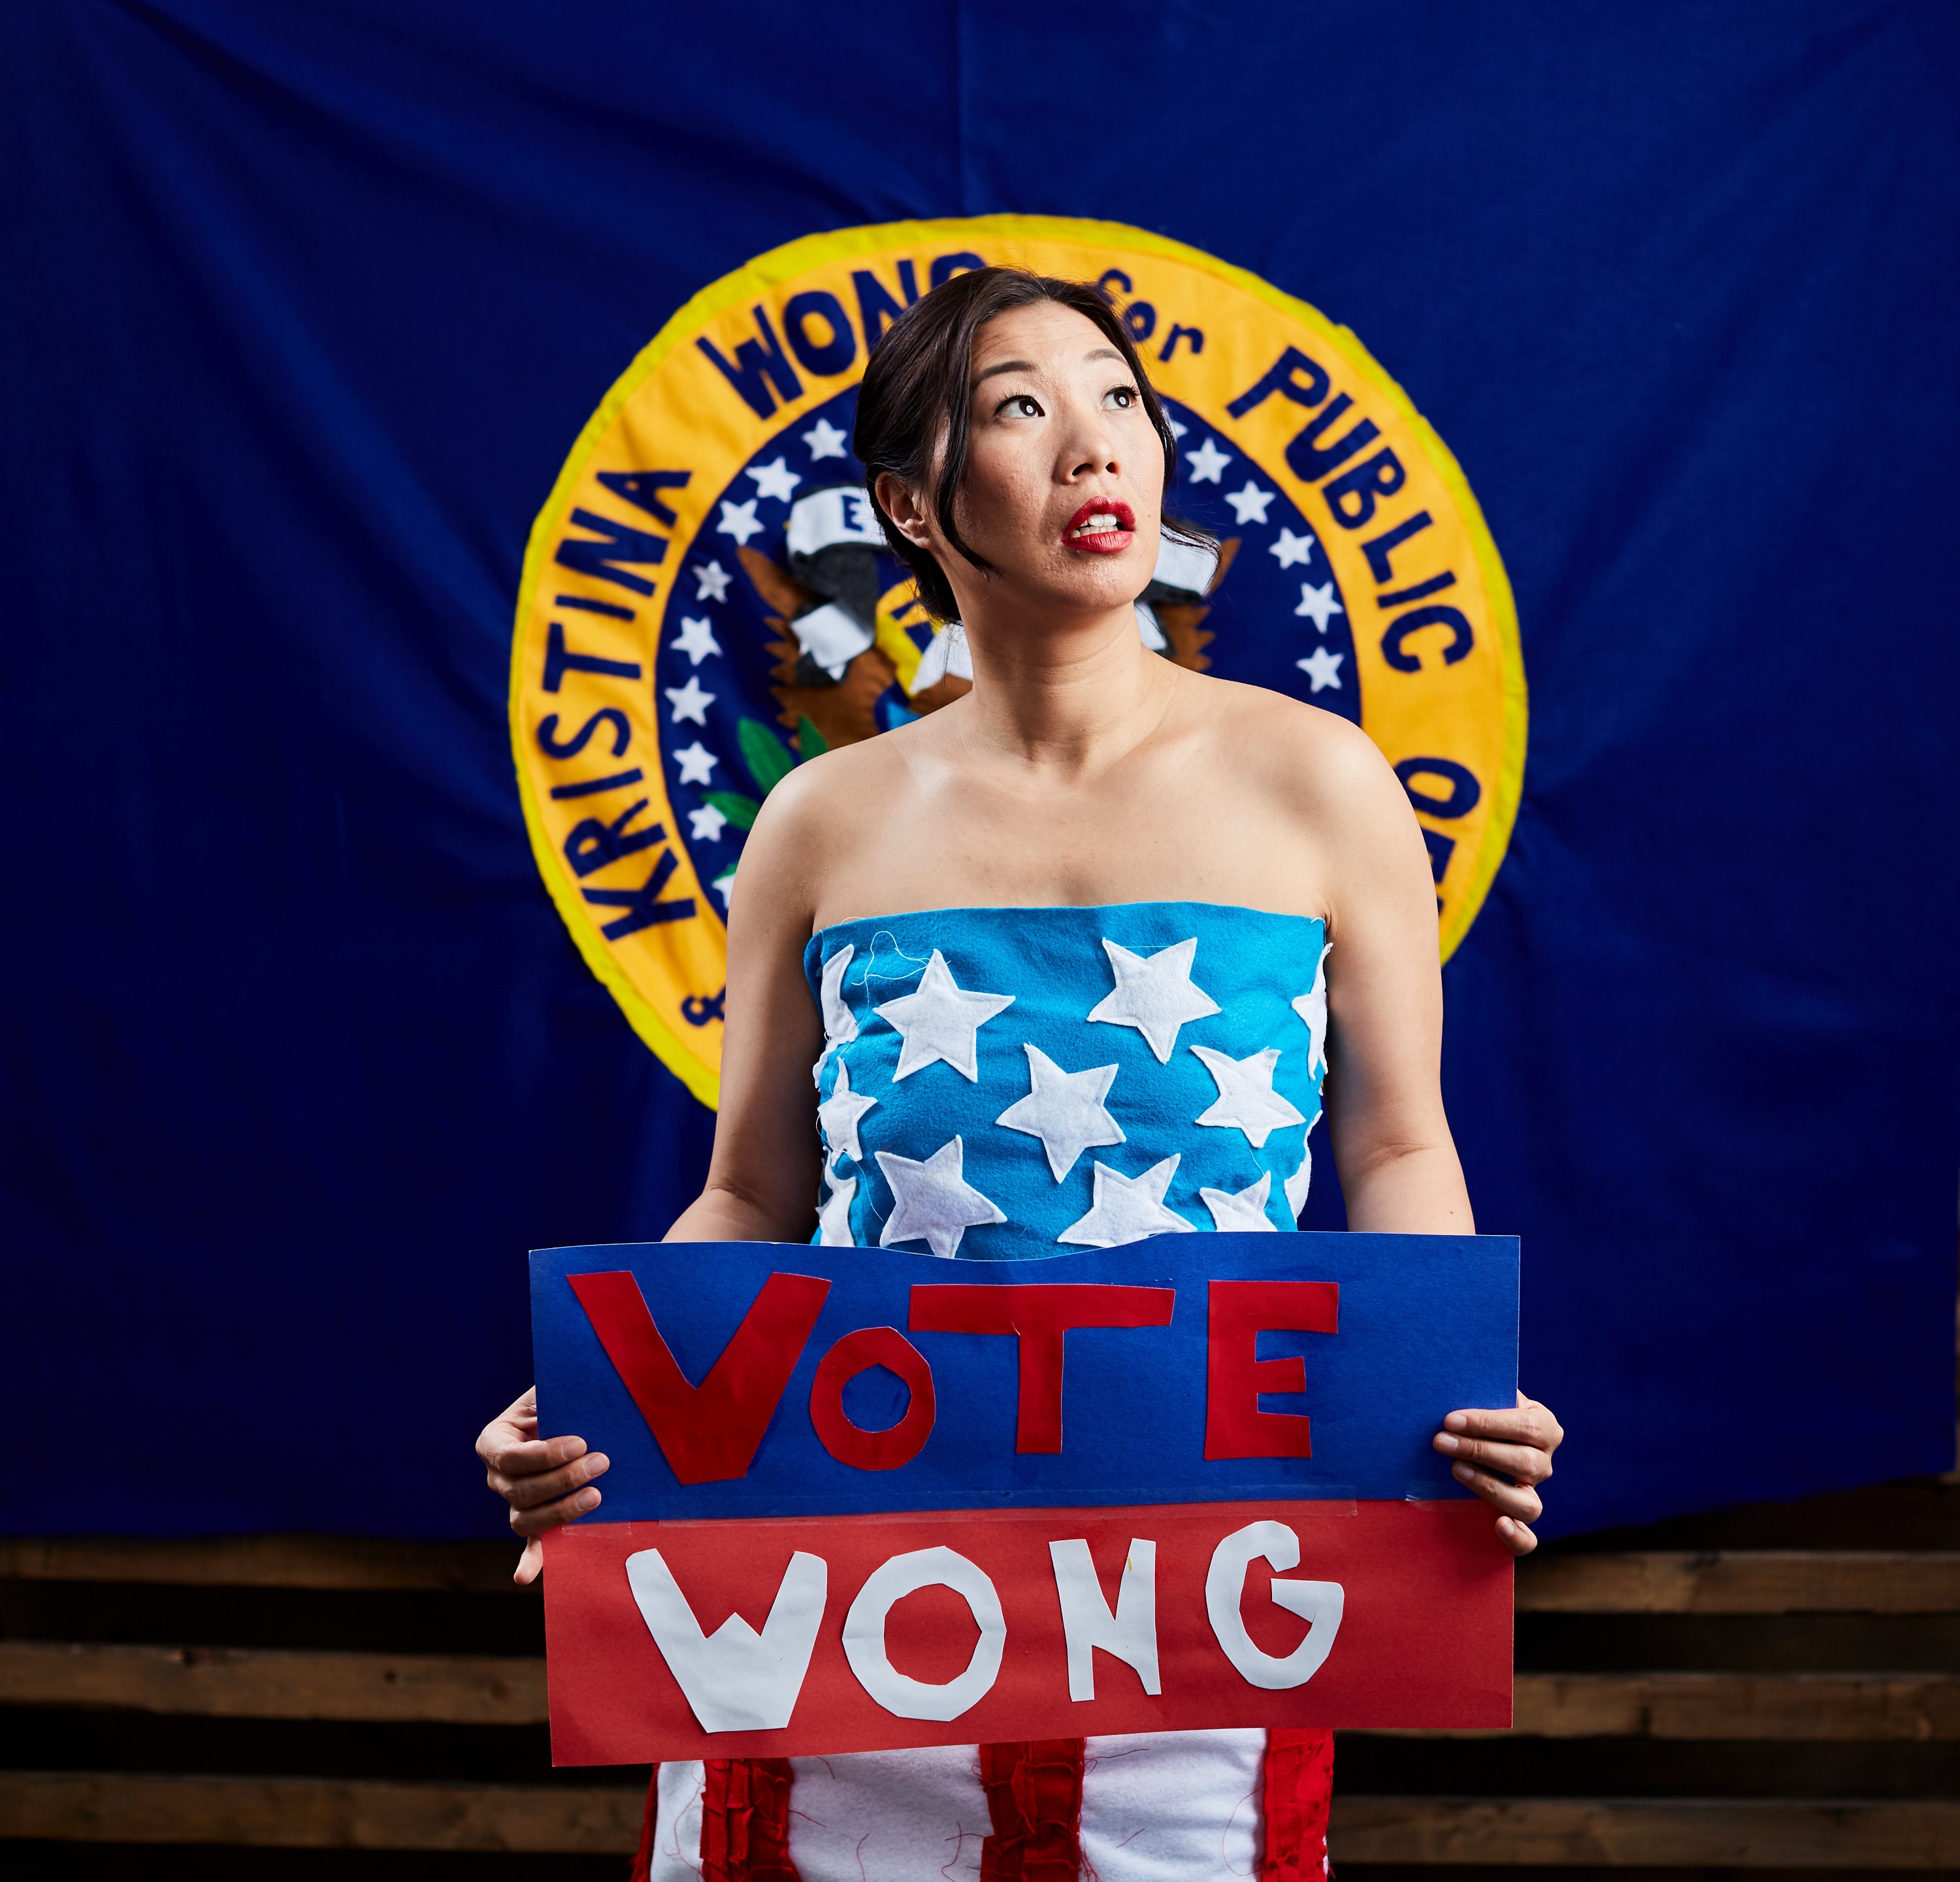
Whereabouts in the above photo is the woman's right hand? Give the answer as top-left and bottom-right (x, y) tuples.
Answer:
(476, 1387), (611, 1585)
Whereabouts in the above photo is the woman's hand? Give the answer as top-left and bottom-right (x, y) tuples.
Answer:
(1433, 1390), (1563, 1557)
(475, 1387), (611, 1586)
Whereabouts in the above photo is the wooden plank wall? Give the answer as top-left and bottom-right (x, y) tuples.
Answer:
(1, 1476), (1957, 1877)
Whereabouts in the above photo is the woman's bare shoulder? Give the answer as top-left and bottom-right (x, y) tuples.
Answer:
(741, 719), (919, 861)
(1189, 672), (1399, 809)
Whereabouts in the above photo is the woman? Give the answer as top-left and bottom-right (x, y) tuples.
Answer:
(479, 266), (1563, 1881)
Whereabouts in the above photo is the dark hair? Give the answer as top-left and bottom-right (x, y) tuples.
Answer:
(854, 266), (1201, 622)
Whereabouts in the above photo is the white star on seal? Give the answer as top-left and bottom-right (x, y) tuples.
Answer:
(717, 499), (762, 546)
(673, 741), (717, 785)
(687, 804), (728, 844)
(1294, 582), (1343, 631)
(874, 950), (1015, 1082)
(1184, 436), (1232, 484)
(1190, 1045), (1307, 1150)
(693, 560), (732, 603)
(818, 1059), (877, 1165)
(1297, 647), (1345, 693)
(1292, 944), (1330, 1080)
(664, 676), (714, 725)
(1087, 936), (1220, 1064)
(802, 417), (850, 461)
(1269, 528), (1315, 570)
(1200, 1169), (1279, 1233)
(1058, 1156), (1195, 1247)
(817, 1170), (857, 1246)
(1223, 481), (1273, 525)
(747, 457), (802, 504)
(996, 1045), (1124, 1181)
(674, 615), (721, 665)
(876, 1137), (1005, 1259)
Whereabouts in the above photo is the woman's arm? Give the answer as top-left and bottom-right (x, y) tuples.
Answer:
(1309, 721), (1562, 1553)
(663, 770), (831, 1242)
(478, 770), (842, 1578)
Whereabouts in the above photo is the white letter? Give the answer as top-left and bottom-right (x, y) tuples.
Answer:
(625, 1547), (826, 1733)
(841, 1545), (1005, 1721)
(1049, 1538), (1161, 1700)
(1204, 1519), (1344, 1691)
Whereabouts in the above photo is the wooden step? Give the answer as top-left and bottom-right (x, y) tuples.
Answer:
(8, 1774), (1959, 1864)
(0, 1770), (641, 1853)
(1518, 1550), (1960, 1613)
(0, 1534), (519, 1594)
(1328, 1795), (1960, 1866)
(0, 1642), (546, 1725)
(5, 1642), (1957, 1742)
(1377, 1671), (1960, 1741)
(8, 1538), (1958, 1612)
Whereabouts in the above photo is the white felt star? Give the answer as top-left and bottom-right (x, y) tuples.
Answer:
(1224, 481), (1273, 525)
(1284, 1149), (1312, 1220)
(819, 945), (857, 1051)
(1058, 1156), (1194, 1247)
(1200, 1169), (1279, 1234)
(711, 867), (735, 910)
(817, 1170), (857, 1246)
(1297, 647), (1345, 693)
(874, 950), (1014, 1082)
(687, 803), (728, 844)
(996, 1045), (1124, 1181)
(1184, 436), (1232, 484)
(665, 676), (714, 725)
(1294, 582), (1343, 631)
(818, 1059), (877, 1164)
(1269, 528), (1315, 570)
(876, 1137), (1005, 1259)
(674, 742), (717, 785)
(717, 499), (762, 546)
(693, 561), (732, 603)
(1284, 1112), (1322, 1220)
(1191, 1045), (1307, 1150)
(748, 457), (802, 504)
(1166, 415), (1189, 439)
(802, 417), (850, 461)
(1292, 945), (1329, 1080)
(1088, 936), (1220, 1064)
(674, 615), (721, 665)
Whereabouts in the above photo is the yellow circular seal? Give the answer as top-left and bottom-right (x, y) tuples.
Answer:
(513, 216), (1526, 1108)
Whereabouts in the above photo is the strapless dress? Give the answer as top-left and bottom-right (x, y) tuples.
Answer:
(647, 904), (1336, 1882)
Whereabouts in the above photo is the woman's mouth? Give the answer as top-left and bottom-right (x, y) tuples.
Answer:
(1061, 499), (1135, 554)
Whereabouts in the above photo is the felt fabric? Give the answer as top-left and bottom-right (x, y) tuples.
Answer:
(808, 905), (1328, 1256)
(1259, 1729), (1337, 1881)
(663, 900), (1336, 1874)
(979, 1740), (1086, 1881)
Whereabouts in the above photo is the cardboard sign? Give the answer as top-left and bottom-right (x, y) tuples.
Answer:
(532, 1230), (1517, 1764)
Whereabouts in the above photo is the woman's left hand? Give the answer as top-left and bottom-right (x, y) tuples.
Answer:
(1433, 1391), (1563, 1556)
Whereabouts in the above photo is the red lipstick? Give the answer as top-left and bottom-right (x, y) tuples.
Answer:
(1060, 497), (1135, 554)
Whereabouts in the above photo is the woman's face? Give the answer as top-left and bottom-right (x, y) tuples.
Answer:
(894, 300), (1166, 621)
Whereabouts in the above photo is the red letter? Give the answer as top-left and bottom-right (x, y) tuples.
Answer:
(1204, 1280), (1339, 1460)
(808, 1326), (936, 1471)
(909, 1283), (1175, 1453)
(567, 1270), (830, 1485)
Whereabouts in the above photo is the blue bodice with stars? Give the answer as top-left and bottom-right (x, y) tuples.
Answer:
(804, 902), (1328, 1259)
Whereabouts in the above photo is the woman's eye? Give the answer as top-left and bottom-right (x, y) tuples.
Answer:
(1008, 395), (1043, 418)
(1105, 386), (1138, 409)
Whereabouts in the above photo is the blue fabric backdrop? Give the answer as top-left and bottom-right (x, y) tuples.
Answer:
(4, 0), (1955, 1538)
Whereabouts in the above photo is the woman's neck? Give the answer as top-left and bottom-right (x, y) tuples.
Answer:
(951, 598), (1178, 775)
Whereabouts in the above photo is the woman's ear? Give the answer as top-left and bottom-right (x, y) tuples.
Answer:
(875, 472), (934, 552)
